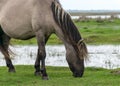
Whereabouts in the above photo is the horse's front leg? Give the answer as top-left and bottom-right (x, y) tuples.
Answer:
(34, 33), (48, 80)
(34, 48), (41, 76)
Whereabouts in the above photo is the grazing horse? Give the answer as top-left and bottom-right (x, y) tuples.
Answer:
(0, 0), (88, 80)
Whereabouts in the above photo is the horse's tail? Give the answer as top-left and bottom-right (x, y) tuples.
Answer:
(0, 28), (12, 57)
(51, 0), (88, 59)
(0, 29), (7, 56)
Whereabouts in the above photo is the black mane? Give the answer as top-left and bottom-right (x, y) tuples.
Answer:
(51, 0), (88, 59)
(51, 0), (82, 44)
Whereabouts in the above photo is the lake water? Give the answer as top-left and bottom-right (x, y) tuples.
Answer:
(72, 15), (120, 19)
(0, 45), (120, 69)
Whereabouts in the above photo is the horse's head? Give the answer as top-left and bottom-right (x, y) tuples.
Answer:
(67, 57), (84, 77)
(66, 40), (88, 77)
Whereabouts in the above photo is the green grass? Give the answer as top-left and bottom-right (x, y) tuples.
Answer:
(11, 18), (120, 45)
(76, 18), (120, 45)
(0, 65), (120, 86)
(79, 28), (120, 44)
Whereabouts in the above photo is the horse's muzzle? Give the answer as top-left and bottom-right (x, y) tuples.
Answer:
(73, 71), (84, 77)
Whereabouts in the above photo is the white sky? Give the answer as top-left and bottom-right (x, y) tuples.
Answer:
(59, 0), (120, 10)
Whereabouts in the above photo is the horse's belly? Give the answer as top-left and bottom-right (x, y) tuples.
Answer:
(11, 29), (35, 40)
(0, 19), (35, 39)
(2, 24), (35, 39)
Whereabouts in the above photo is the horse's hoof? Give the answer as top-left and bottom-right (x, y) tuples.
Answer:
(42, 76), (49, 80)
(34, 72), (41, 76)
(9, 69), (16, 73)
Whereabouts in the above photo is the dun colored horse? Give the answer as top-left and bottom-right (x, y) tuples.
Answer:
(0, 0), (88, 80)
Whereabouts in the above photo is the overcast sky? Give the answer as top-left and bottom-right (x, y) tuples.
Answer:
(59, 0), (120, 10)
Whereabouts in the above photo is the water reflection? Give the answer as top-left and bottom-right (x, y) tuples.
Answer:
(0, 45), (120, 69)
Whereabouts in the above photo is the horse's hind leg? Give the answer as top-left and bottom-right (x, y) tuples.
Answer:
(0, 34), (15, 72)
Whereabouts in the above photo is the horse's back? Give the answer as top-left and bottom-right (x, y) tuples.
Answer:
(0, 0), (55, 40)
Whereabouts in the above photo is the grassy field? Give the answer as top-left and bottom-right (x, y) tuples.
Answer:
(0, 65), (120, 86)
(11, 18), (120, 45)
(76, 18), (120, 45)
